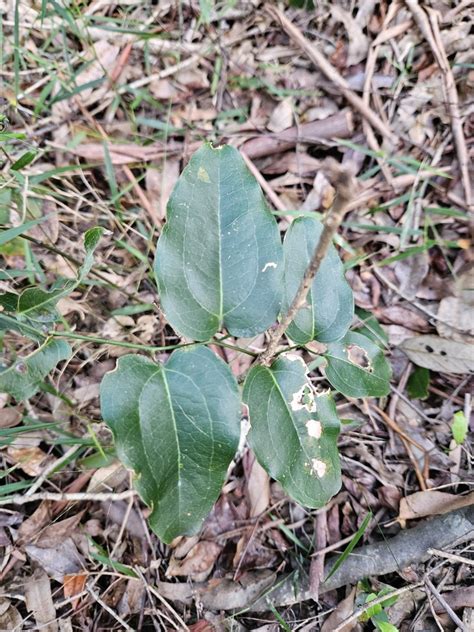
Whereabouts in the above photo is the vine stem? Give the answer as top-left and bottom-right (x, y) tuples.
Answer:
(257, 163), (354, 367)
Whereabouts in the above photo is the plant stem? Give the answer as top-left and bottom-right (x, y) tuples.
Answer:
(257, 164), (354, 366)
(49, 331), (258, 356)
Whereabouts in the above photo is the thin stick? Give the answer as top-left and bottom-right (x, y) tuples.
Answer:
(257, 164), (353, 366)
(424, 577), (466, 630)
(266, 5), (397, 145)
(0, 490), (137, 506)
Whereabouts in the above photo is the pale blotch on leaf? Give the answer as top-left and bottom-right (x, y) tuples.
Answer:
(197, 166), (210, 183)
(311, 458), (327, 478)
(261, 261), (278, 273)
(290, 383), (317, 413)
(347, 344), (372, 372)
(306, 418), (322, 439)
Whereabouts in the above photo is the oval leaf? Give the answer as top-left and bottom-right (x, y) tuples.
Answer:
(283, 217), (353, 343)
(155, 143), (283, 341)
(400, 335), (474, 374)
(324, 331), (391, 397)
(243, 355), (341, 508)
(0, 338), (71, 400)
(100, 346), (240, 543)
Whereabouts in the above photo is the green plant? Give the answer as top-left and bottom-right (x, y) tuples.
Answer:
(99, 143), (391, 542)
(1, 143), (391, 543)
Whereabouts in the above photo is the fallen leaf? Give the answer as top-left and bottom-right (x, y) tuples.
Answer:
(398, 490), (474, 522)
(331, 5), (369, 66)
(436, 266), (474, 342)
(24, 569), (58, 632)
(245, 451), (270, 518)
(25, 538), (85, 581)
(167, 541), (222, 581)
(118, 579), (146, 616)
(0, 597), (23, 631)
(7, 446), (52, 476)
(267, 98), (294, 133)
(0, 406), (22, 428)
(321, 586), (357, 632)
(87, 460), (127, 492)
(63, 573), (87, 609)
(146, 159), (180, 223)
(399, 335), (474, 374)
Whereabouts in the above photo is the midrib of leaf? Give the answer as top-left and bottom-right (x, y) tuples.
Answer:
(138, 366), (182, 517)
(160, 368), (183, 515)
(217, 154), (223, 327)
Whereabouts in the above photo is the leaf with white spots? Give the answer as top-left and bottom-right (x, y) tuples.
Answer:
(100, 346), (240, 543)
(154, 143), (283, 341)
(243, 355), (341, 508)
(283, 217), (353, 344)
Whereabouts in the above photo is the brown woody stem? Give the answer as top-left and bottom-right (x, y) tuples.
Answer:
(257, 164), (354, 367)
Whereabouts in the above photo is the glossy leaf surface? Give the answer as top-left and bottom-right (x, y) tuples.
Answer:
(324, 331), (391, 397)
(283, 217), (353, 343)
(155, 143), (283, 341)
(243, 355), (341, 507)
(100, 346), (240, 543)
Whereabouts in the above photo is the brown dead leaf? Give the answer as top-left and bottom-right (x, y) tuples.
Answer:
(87, 460), (128, 492)
(398, 490), (474, 523)
(245, 451), (270, 518)
(146, 159), (180, 223)
(0, 406), (22, 428)
(63, 573), (87, 609)
(436, 266), (474, 342)
(25, 538), (85, 581)
(321, 586), (357, 632)
(0, 597), (23, 631)
(24, 569), (58, 632)
(375, 306), (430, 332)
(7, 446), (51, 477)
(18, 502), (52, 543)
(267, 98), (293, 133)
(167, 541), (222, 582)
(30, 200), (59, 244)
(331, 5), (369, 66)
(400, 335), (474, 374)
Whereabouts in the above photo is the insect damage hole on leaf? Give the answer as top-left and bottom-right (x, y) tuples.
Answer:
(347, 344), (372, 371)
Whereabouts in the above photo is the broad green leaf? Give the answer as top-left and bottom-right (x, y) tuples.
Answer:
(354, 307), (388, 348)
(407, 366), (429, 399)
(243, 354), (341, 508)
(79, 226), (106, 282)
(283, 217), (353, 344)
(451, 411), (468, 445)
(100, 346), (240, 543)
(16, 227), (104, 323)
(154, 143), (283, 341)
(0, 338), (71, 400)
(0, 312), (46, 343)
(324, 332), (391, 397)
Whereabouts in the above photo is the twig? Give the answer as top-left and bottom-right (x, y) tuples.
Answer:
(88, 586), (135, 631)
(332, 582), (424, 632)
(0, 490), (137, 506)
(265, 4), (397, 145)
(424, 577), (466, 630)
(241, 152), (287, 212)
(25, 445), (82, 497)
(427, 548), (474, 567)
(257, 163), (354, 366)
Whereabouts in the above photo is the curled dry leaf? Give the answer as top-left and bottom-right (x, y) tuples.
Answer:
(167, 541), (222, 582)
(398, 490), (474, 523)
(245, 451), (270, 518)
(400, 335), (474, 374)
(7, 446), (52, 477)
(321, 586), (357, 632)
(0, 597), (23, 631)
(63, 573), (88, 610)
(331, 4), (369, 66)
(436, 266), (474, 343)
